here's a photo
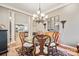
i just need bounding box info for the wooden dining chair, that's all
[32,34,51,56]
[19,32,34,56]
[49,32,60,55]
[16,32,32,56]
[52,32,60,45]
[19,32,25,47]
[15,32,26,55]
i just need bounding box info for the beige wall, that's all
[47,4,79,47]
[15,12,29,25]
[0,6,31,44]
[0,7,9,28]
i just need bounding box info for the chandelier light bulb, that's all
[32,17,35,20]
[9,16,12,19]
[52,18,54,20]
[45,15,48,18]
[41,13,45,17]
[33,14,37,17]
[37,10,40,14]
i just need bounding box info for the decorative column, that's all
[9,10,15,43]
[28,16,32,37]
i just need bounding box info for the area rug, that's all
[49,48,73,56]
[16,47,73,56]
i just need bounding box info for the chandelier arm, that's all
[39,3,41,13]
[33,3,48,24]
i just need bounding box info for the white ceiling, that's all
[1,3,65,14]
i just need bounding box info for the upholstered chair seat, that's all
[23,42,33,48]
[50,42,56,47]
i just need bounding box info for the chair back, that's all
[19,32,25,47]
[32,34,51,55]
[52,32,60,44]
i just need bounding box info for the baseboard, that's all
[58,44,77,52]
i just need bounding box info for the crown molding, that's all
[0,4,32,16]
[0,3,70,17]
[44,3,70,14]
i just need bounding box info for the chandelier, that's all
[32,4,48,23]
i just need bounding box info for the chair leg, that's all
[55,46,58,52]
[6,53,7,56]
